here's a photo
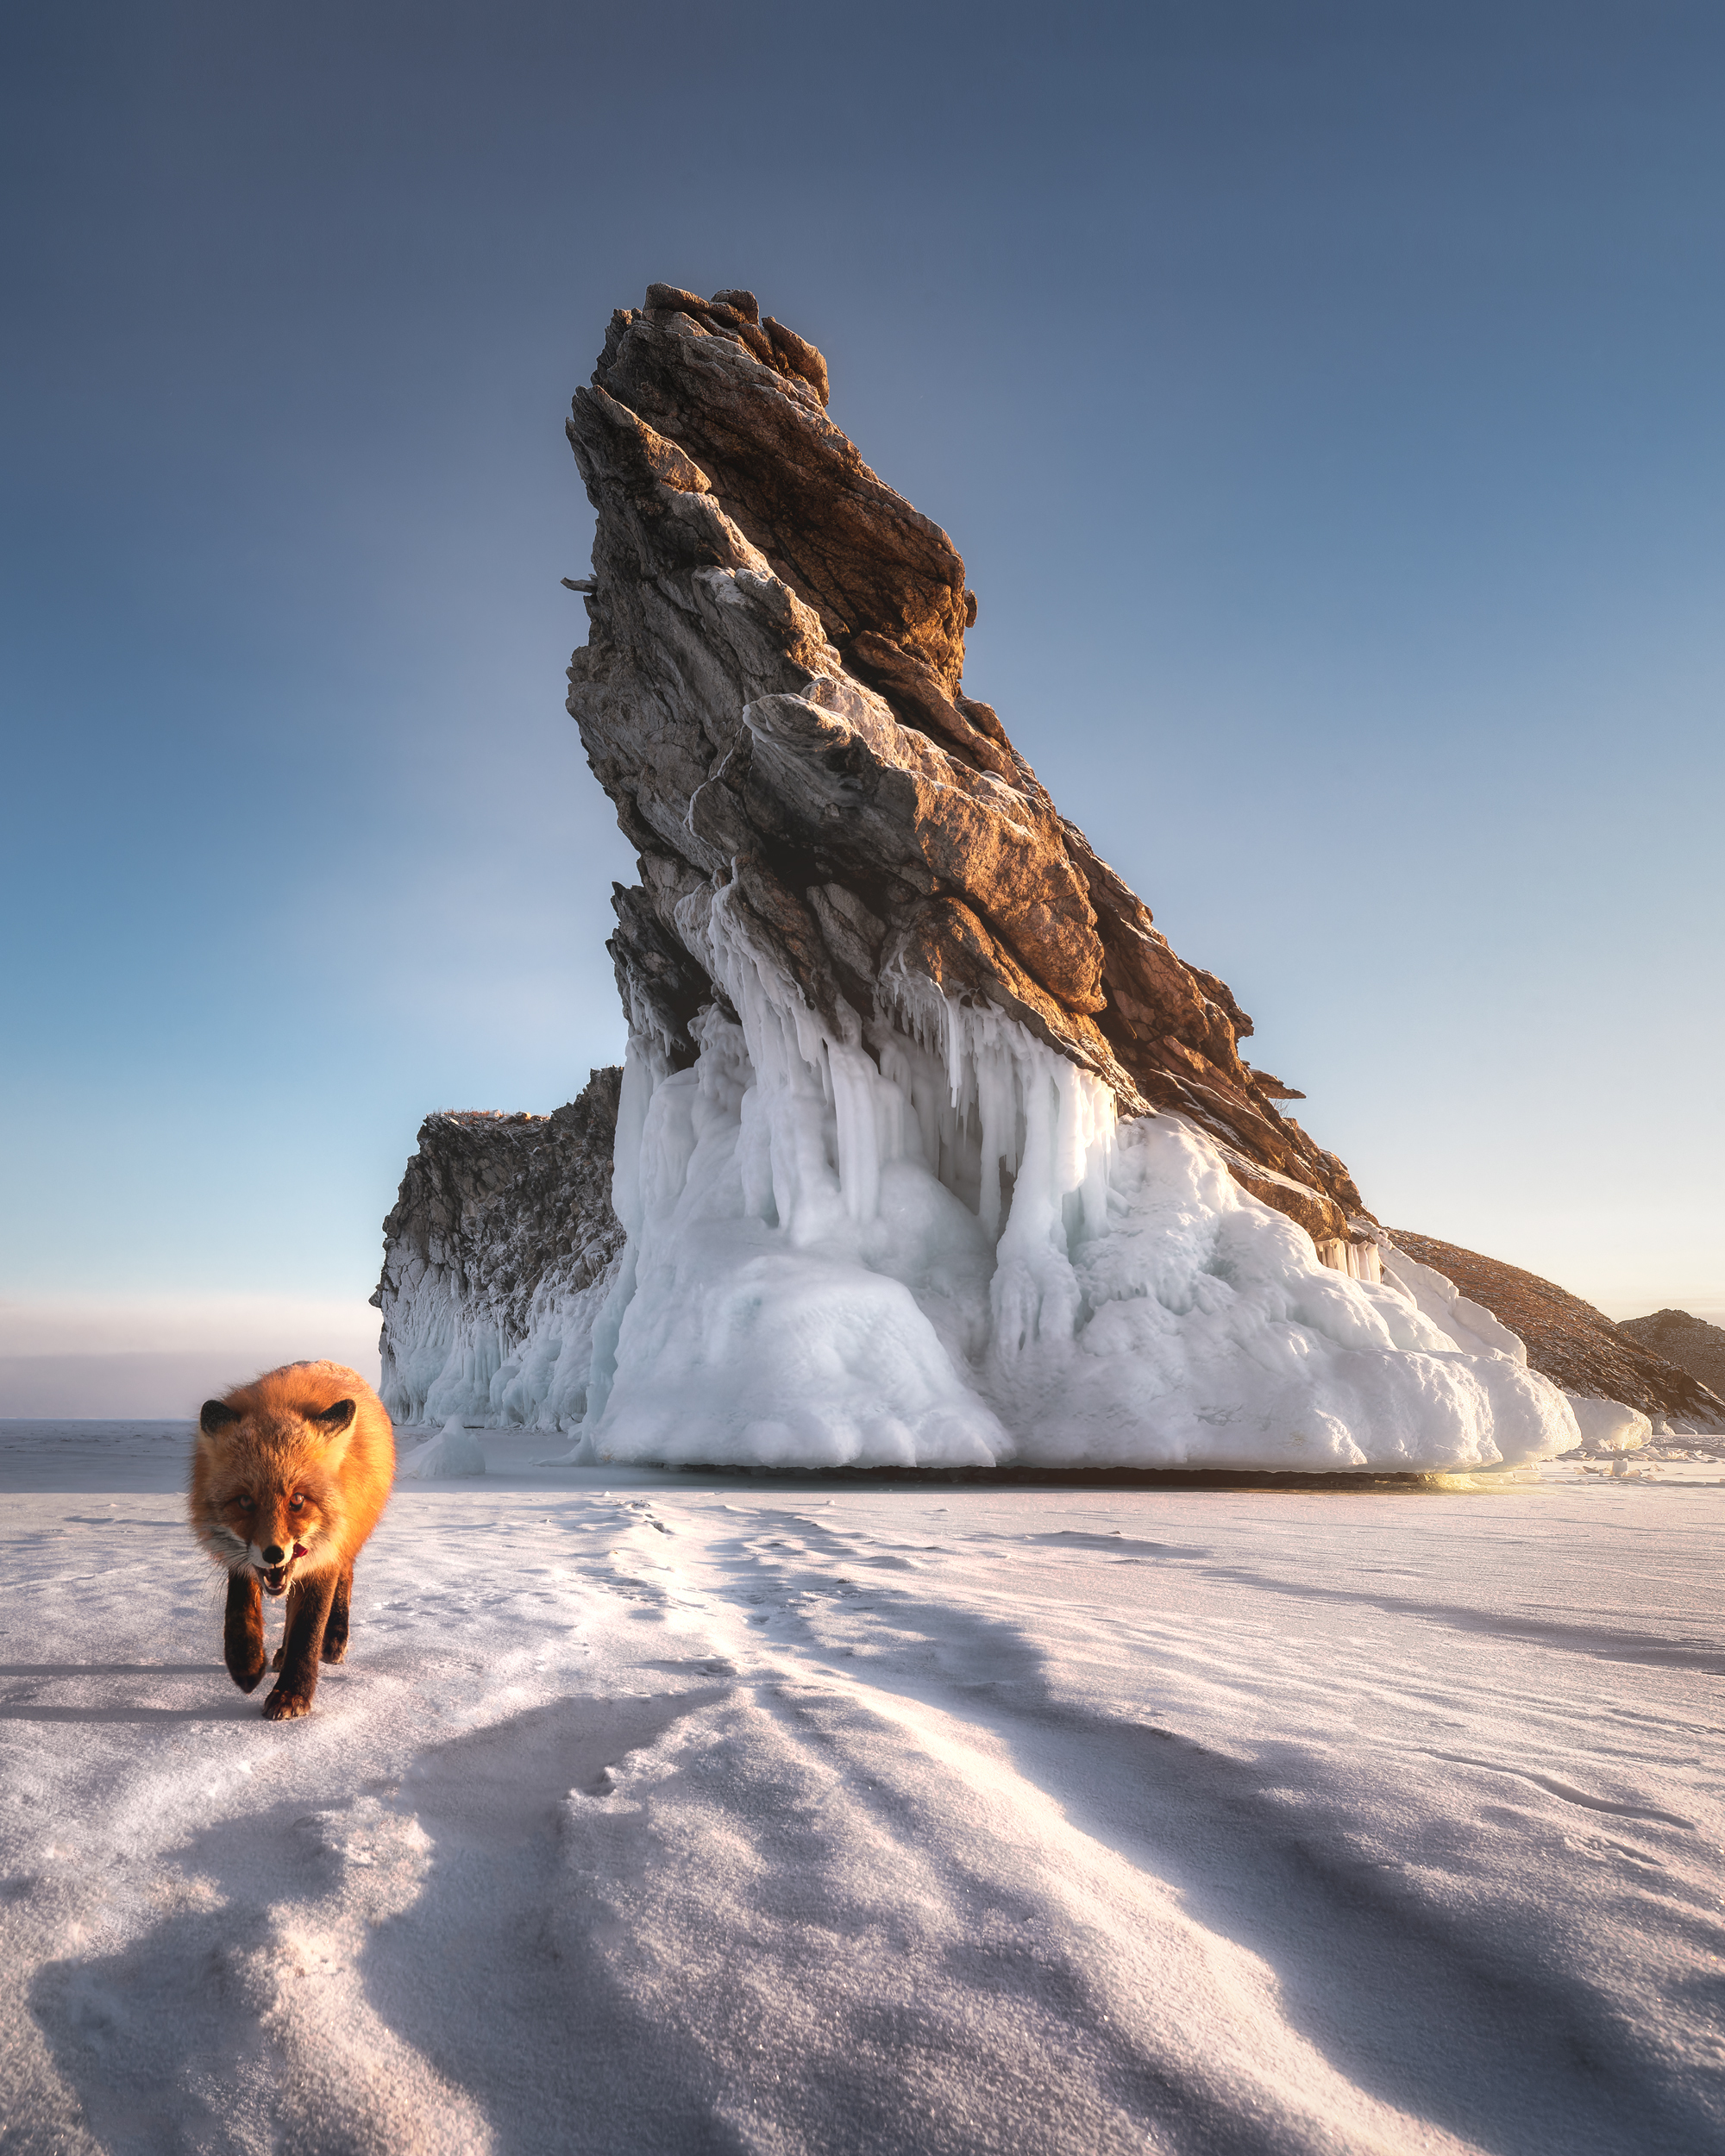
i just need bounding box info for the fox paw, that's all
[262,1687,313,1721]
[229,1658,267,1695]
[321,1637,348,1664]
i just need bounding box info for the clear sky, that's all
[3,1,1722,1414]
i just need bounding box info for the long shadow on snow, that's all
[715,1513,1722,2156]
[963,1531,1725,1677]
[378,1682,1260,2156]
[28,1692,741,2156]
[360,1688,751,2155]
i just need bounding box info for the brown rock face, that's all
[1388,1233,1725,1430]
[567,286,1368,1244]
[1617,1309,1725,1401]
[373,1071,624,1357]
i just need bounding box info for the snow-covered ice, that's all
[399,1413,488,1480]
[543,978,1584,1472]
[3,1420,1722,2153]
[1563,1393,1655,1454]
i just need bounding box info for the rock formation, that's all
[568,282,1370,1258]
[373,285,1597,1470]
[1616,1308,1725,1405]
[373,1070,623,1429]
[1389,1233,1725,1439]
[512,281,1581,1473]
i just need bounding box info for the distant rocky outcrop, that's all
[1617,1309,1725,1401]
[373,1069,624,1429]
[565,282,1371,1255]
[1388,1233,1725,1435]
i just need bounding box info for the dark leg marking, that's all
[322,1564,353,1664]
[224,1571,266,1694]
[272,1561,349,1669]
[262,1570,337,1721]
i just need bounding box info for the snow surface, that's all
[3,1420,1722,2154]
[400,1414,488,1480]
[547,974,1581,1470]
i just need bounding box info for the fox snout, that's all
[252,1538,310,1595]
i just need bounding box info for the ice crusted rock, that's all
[526,281,1584,1472]
[373,1072,624,1431]
[1562,1396,1653,1456]
[568,284,1368,1252]
[1388,1232,1725,1434]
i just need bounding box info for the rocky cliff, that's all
[373,1069,624,1429]
[567,282,1370,1257]
[374,285,1595,1470]
[521,282,1582,1473]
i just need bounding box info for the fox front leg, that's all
[275,1563,352,1668]
[321,1564,353,1664]
[224,1570,267,1694]
[262,1570,338,1722]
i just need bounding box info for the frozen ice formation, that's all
[373,1075,624,1432]
[1389,1232,1725,1433]
[377,283,1589,1470]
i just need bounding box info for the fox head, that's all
[196,1393,357,1596]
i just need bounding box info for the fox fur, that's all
[188,1360,395,1721]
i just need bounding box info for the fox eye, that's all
[235,1493,254,1509]
[288,1494,306,1513]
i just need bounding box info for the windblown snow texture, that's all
[529,284,1579,1470]
[5,1425,1723,2156]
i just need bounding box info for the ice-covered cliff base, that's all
[373,1078,624,1435]
[561,977,1578,1473]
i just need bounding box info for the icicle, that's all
[828,1041,882,1224]
[610,1034,664,1241]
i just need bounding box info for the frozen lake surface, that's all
[3,1423,1722,2153]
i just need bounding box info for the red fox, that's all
[188,1361,395,1721]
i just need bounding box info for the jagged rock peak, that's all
[565,282,1367,1246]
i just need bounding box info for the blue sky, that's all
[3,1,1722,1412]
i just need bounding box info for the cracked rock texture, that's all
[566,283,1369,1248]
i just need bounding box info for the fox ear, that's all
[313,1398,356,1436]
[199,1400,241,1437]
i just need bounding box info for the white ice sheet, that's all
[2,1422,1721,2153]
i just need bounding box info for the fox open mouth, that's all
[255,1543,309,1597]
